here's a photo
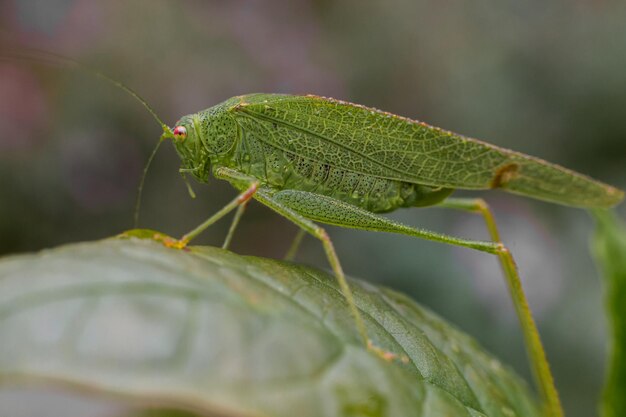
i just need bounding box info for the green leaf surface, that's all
[0,237,541,417]
[592,210,626,417]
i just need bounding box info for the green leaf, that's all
[0,237,541,417]
[592,210,626,417]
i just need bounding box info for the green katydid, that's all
[161,93,621,417]
[6,51,624,417]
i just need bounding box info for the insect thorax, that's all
[174,98,241,182]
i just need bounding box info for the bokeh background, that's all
[1,1,625,416]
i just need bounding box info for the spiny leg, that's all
[284,229,306,261]
[439,197,563,417]
[222,200,249,250]
[161,181,258,249]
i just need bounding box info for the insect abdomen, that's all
[285,154,412,212]
[289,155,453,212]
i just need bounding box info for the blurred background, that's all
[1,1,625,416]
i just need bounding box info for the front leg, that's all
[180,181,258,245]
[156,169,259,249]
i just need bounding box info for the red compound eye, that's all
[173,125,187,140]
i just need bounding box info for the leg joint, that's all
[237,182,259,203]
[317,227,329,241]
[494,242,513,259]
[473,198,489,213]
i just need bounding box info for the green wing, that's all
[232,94,623,208]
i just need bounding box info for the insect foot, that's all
[117,229,190,250]
[151,234,189,250]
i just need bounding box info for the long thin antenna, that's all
[134,138,165,227]
[1,47,176,226]
[0,48,172,134]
